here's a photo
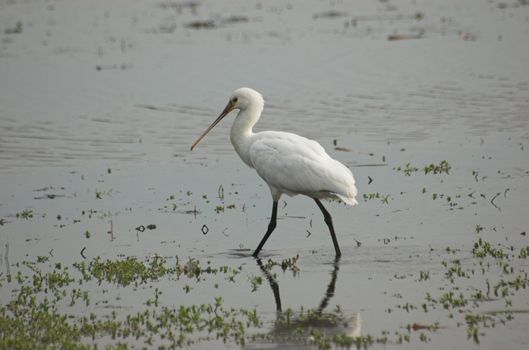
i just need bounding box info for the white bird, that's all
[191,88,358,257]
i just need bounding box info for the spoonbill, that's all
[191,88,357,257]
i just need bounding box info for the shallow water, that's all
[1,0,528,349]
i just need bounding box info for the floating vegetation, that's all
[249,275,263,292]
[394,163,418,176]
[251,306,366,349]
[423,160,451,175]
[1,235,527,348]
[0,256,257,349]
[262,255,300,275]
[74,256,172,286]
[71,256,244,287]
[394,160,451,176]
[0,288,260,349]
[418,270,430,282]
[362,192,390,204]
[414,241,529,344]
[15,209,33,219]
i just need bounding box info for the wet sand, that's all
[1,0,528,349]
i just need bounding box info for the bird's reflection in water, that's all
[251,256,361,349]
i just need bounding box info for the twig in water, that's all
[473,170,479,182]
[108,220,114,241]
[490,192,501,211]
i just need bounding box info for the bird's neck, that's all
[230,103,262,168]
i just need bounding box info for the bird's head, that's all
[190,87,263,150]
[229,87,264,111]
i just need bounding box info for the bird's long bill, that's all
[190,100,234,151]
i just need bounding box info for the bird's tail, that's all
[335,184,358,206]
[336,193,358,206]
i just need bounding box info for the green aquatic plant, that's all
[262,255,300,275]
[71,256,244,287]
[0,256,262,349]
[472,239,507,259]
[394,160,451,176]
[362,192,390,204]
[394,163,418,176]
[418,270,430,281]
[518,246,529,259]
[74,256,171,286]
[0,290,261,349]
[2,234,528,350]
[249,275,263,292]
[15,209,33,219]
[423,160,451,175]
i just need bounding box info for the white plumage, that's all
[249,131,358,205]
[191,87,358,257]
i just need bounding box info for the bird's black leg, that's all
[253,201,278,257]
[313,198,342,257]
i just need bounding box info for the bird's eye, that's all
[232,97,238,103]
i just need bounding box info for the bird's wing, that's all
[249,132,357,204]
